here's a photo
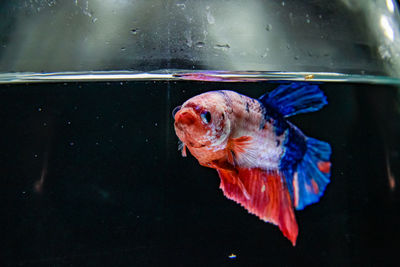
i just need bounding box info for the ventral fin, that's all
[182,144,187,157]
[178,141,187,157]
[259,83,327,117]
[217,167,299,245]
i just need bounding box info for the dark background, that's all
[0,81,399,266]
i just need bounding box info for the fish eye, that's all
[201,110,212,124]
[172,106,181,118]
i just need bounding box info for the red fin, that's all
[210,161,251,199]
[227,136,252,164]
[217,168,298,245]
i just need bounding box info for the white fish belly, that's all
[234,127,286,170]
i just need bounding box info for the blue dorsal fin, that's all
[259,83,327,117]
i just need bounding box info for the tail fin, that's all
[293,138,332,210]
[217,168,298,245]
[259,83,327,117]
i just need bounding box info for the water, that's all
[1,74,399,266]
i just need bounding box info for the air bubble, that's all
[176,3,186,9]
[196,41,205,48]
[265,24,272,31]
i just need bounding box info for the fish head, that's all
[173,92,231,150]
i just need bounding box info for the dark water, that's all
[1,81,399,266]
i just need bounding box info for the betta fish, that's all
[173,83,332,245]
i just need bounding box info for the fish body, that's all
[173,83,332,245]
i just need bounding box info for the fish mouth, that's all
[174,107,207,148]
[174,109,197,125]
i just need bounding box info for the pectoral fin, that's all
[227,136,253,165]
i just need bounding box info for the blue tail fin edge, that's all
[294,137,332,210]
